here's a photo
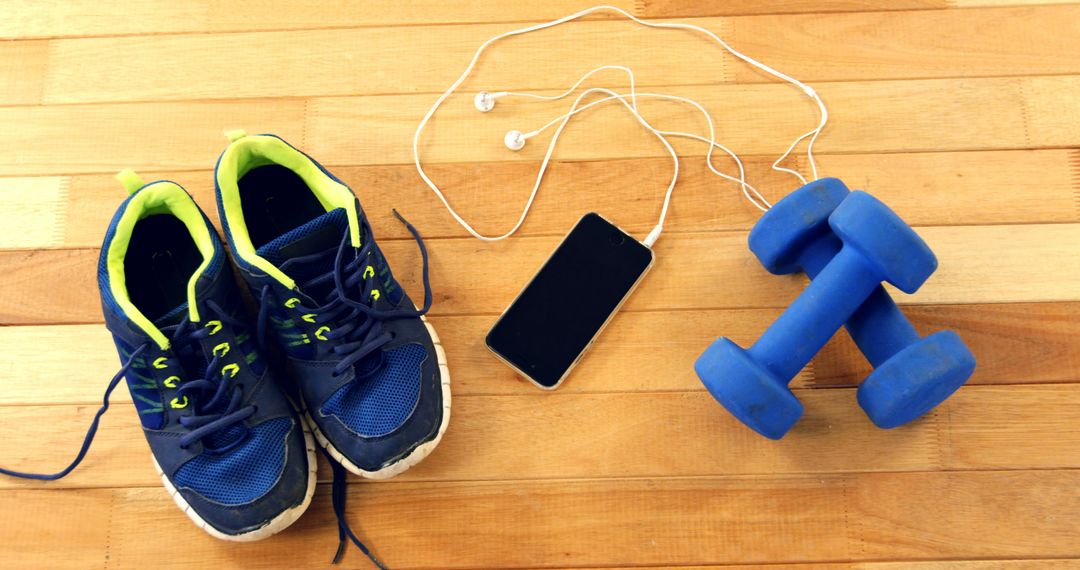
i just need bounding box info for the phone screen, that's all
[486,213,654,388]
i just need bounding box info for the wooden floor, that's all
[1,1,1079,568]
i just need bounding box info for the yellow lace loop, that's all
[301,313,318,323]
[314,326,331,341]
[370,289,381,301]
[222,363,240,378]
[363,265,375,279]
[212,342,230,357]
[204,320,223,335]
[170,396,188,409]
[163,376,181,389]
[153,356,168,369]
[284,297,301,308]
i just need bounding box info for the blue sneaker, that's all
[0,173,316,541]
[214,131,450,481]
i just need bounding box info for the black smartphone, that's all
[485,213,655,389]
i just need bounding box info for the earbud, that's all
[474,92,495,112]
[504,130,526,151]
[475,91,514,113]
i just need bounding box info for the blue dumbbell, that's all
[695,190,937,439]
[748,179,975,429]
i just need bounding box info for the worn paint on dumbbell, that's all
[748,179,975,429]
[695,190,937,439]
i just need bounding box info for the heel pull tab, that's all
[115,169,145,195]
[224,129,248,142]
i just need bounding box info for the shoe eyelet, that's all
[314,326,331,341]
[284,297,301,309]
[203,320,223,335]
[152,356,169,369]
[222,363,240,378]
[212,342,230,357]
[163,375,181,389]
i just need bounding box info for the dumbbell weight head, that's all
[828,191,937,295]
[857,330,976,428]
[748,178,850,276]
[694,337,804,440]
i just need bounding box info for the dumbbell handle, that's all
[748,245,881,382]
[799,233,921,367]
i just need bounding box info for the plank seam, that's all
[103,487,114,569]
[35,39,55,105]
[301,97,311,150]
[55,176,71,248]
[1070,149,1080,219]
[935,399,948,471]
[1017,77,1033,149]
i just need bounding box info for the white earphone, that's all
[489,65,774,214]
[413,5,828,245]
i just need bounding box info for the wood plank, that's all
[26,6,1080,105]
[0,39,47,105]
[3,75,1080,176]
[40,19,734,105]
[726,5,1080,84]
[810,301,1080,388]
[2,300,1077,408]
[0,0,637,40]
[0,487,110,569]
[1,223,1077,324]
[641,0,947,18]
[310,75,1080,166]
[4,0,1074,40]
[2,148,1075,250]
[0,100,306,176]
[0,176,68,249]
[1,470,1076,568]
[1,385,1077,490]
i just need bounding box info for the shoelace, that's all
[0,300,255,478]
[258,210,431,568]
[257,210,432,373]
[163,301,258,451]
[325,447,388,569]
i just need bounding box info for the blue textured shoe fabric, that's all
[214,132,448,479]
[97,180,314,539]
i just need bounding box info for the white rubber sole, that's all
[305,315,452,480]
[152,417,318,542]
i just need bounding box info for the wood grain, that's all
[3,74,1080,176]
[0,149,1075,250]
[2,300,1077,409]
[1,223,1076,325]
[2,2,1079,568]
[13,6,1075,105]
[4,1,1070,40]
[1,385,1077,491]
[0,470,1076,568]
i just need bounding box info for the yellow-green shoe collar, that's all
[106,174,216,350]
[215,131,361,290]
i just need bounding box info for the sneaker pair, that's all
[2,132,450,565]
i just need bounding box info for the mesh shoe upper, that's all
[98,179,313,538]
[214,132,447,475]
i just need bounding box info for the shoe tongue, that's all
[153,302,189,328]
[256,208,350,293]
